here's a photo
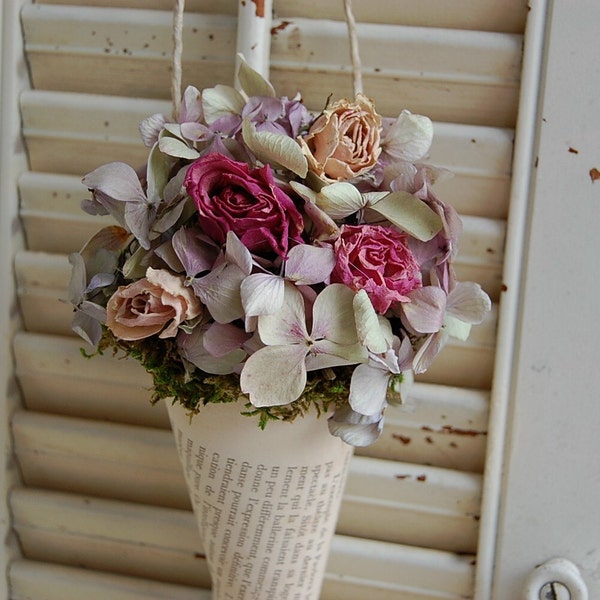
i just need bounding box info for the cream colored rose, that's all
[106,267,202,341]
[299,94,382,182]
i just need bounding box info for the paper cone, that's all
[167,400,352,599]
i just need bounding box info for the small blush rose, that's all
[299,94,382,182]
[184,153,304,258]
[331,224,422,313]
[106,267,202,341]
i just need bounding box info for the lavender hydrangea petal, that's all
[349,363,390,416]
[240,344,308,407]
[327,405,384,446]
[284,244,336,286]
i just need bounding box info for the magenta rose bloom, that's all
[184,153,304,258]
[331,224,422,313]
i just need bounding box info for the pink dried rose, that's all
[106,267,202,341]
[330,224,422,314]
[184,153,304,258]
[299,94,382,182]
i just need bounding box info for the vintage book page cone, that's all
[167,400,353,599]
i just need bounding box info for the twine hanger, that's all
[343,0,363,97]
[171,0,185,121]
[169,0,364,120]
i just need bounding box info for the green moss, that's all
[91,329,351,427]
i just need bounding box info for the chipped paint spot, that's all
[252,0,266,18]
[271,20,292,35]
[440,425,486,437]
[420,425,486,437]
[589,167,600,182]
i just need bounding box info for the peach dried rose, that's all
[106,268,202,341]
[299,94,382,182]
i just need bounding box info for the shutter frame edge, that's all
[472,1,550,598]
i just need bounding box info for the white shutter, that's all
[1,0,551,598]
[491,0,600,597]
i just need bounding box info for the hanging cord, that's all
[343,0,363,96]
[171,0,185,120]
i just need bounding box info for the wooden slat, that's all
[12,410,481,553]
[13,332,158,425]
[19,91,514,219]
[339,458,481,552]
[274,0,528,33]
[13,247,497,388]
[34,0,529,34]
[13,331,489,471]
[12,411,190,509]
[11,488,212,589]
[15,206,506,301]
[325,535,475,600]
[20,91,167,174]
[21,4,237,99]
[19,172,113,254]
[18,177,508,306]
[366,383,489,473]
[19,171,509,274]
[10,488,475,599]
[269,18,522,127]
[428,123,514,220]
[13,244,501,318]
[34,0,238,13]
[10,560,207,600]
[14,251,74,336]
[21,4,522,126]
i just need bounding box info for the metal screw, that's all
[540,581,571,600]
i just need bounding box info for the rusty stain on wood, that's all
[420,425,487,436]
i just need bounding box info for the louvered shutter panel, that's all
[3,0,537,597]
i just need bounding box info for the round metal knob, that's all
[539,581,571,600]
[522,558,588,600]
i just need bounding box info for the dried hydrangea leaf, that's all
[236,53,276,98]
[242,119,308,178]
[369,190,443,242]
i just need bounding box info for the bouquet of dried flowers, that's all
[68,57,490,446]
